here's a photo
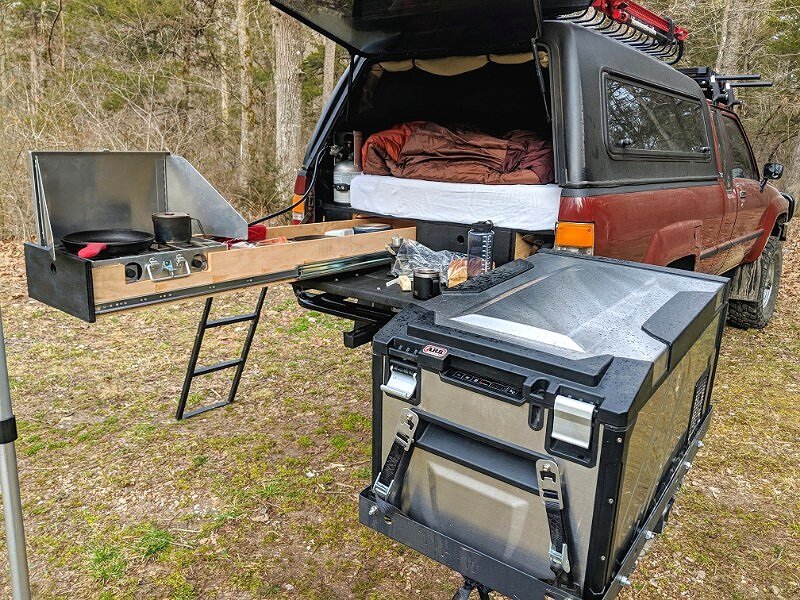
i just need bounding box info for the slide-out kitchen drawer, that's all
[25,218,415,322]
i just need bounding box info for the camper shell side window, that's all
[602,74,711,161]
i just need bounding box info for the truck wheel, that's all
[727,237,782,329]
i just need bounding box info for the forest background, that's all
[0,0,798,238]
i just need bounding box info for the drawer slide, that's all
[26,218,415,322]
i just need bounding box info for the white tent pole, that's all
[0,309,31,600]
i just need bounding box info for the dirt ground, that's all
[0,237,796,600]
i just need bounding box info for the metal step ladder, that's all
[175,287,268,420]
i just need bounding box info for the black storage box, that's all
[361,251,728,599]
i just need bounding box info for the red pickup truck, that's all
[557,86,792,329]
[273,0,793,331]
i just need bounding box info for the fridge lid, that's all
[269,0,592,59]
[433,253,725,366]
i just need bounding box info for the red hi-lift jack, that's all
[572,1,772,106]
[592,0,688,41]
[565,0,688,63]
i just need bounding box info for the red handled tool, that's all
[77,243,108,259]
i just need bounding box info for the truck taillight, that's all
[291,195,305,224]
[293,173,308,195]
[555,222,595,255]
[291,172,308,225]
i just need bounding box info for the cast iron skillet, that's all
[61,229,155,259]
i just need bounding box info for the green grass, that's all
[329,434,349,452]
[87,545,126,584]
[162,573,195,600]
[354,466,372,479]
[136,525,173,558]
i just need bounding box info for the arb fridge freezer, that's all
[361,251,728,600]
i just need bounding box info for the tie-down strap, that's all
[372,415,575,588]
[372,409,420,515]
[536,458,574,587]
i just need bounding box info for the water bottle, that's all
[467,221,494,278]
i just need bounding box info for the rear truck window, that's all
[604,76,709,158]
[720,115,757,179]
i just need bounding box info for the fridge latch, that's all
[380,365,418,401]
[551,395,595,449]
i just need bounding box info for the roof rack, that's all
[561,0,687,64]
[677,67,773,108]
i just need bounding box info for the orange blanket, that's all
[362,122,554,185]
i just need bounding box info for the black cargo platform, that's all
[294,249,543,311]
[293,266,426,348]
[294,266,418,311]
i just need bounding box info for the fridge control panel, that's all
[443,368,522,401]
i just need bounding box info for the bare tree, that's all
[787,136,800,198]
[272,7,305,197]
[0,7,7,111]
[715,0,756,74]
[28,8,40,110]
[237,0,253,187]
[219,26,231,123]
[322,37,337,102]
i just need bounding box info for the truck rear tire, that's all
[727,236,782,329]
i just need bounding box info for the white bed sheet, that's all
[349,174,561,231]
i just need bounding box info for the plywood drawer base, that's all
[91,219,414,305]
[25,219,415,322]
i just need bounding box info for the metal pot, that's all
[152,212,192,244]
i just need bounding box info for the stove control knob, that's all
[124,263,142,282]
[191,253,208,271]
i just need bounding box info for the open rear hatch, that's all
[270,0,592,58]
[275,0,589,345]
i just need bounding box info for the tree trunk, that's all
[180,3,194,127]
[0,10,7,111]
[29,12,40,110]
[236,0,253,188]
[322,37,337,102]
[716,0,754,74]
[272,9,305,198]
[219,29,231,124]
[787,133,800,198]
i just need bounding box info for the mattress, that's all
[350,174,562,231]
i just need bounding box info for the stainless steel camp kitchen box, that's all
[361,251,728,600]
[24,151,414,322]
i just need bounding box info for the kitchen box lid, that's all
[30,151,248,247]
[373,251,728,426]
[269,0,592,59]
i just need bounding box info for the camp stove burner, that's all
[90,236,226,283]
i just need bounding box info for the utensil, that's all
[61,229,155,259]
[353,224,392,234]
[33,157,56,262]
[290,234,329,242]
[324,228,355,237]
[152,212,192,244]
